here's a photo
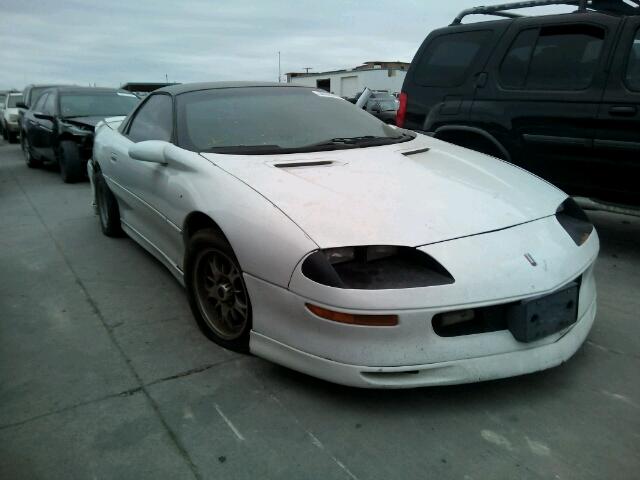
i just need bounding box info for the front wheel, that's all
[23,136,42,168]
[185,230,252,352]
[58,140,84,183]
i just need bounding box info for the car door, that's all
[474,14,621,194]
[592,16,640,206]
[110,93,180,267]
[27,93,50,157]
[38,92,58,161]
[403,26,503,131]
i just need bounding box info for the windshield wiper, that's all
[204,145,284,154]
[308,133,413,149]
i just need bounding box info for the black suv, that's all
[398,0,640,206]
[22,86,139,182]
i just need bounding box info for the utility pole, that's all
[165,73,169,83]
[278,51,281,83]
[303,67,312,74]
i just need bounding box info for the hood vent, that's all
[402,147,430,157]
[274,160,334,168]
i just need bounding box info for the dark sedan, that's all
[22,87,139,182]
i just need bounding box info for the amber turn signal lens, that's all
[305,303,398,326]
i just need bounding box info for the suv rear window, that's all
[500,24,605,90]
[414,31,491,87]
[626,28,640,91]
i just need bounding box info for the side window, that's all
[500,24,605,91]
[127,94,173,143]
[626,28,640,91]
[43,94,56,115]
[33,93,48,113]
[414,30,492,87]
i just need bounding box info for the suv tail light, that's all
[396,92,407,127]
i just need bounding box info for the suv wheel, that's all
[23,137,42,168]
[58,140,83,183]
[185,229,252,352]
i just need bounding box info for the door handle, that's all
[110,154,118,162]
[609,106,637,116]
[475,72,488,88]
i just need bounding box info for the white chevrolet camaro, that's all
[89,82,599,388]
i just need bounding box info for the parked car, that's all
[364,91,399,123]
[397,0,640,207]
[22,86,139,182]
[2,93,23,143]
[0,91,7,137]
[90,82,598,388]
[0,91,7,117]
[349,89,399,123]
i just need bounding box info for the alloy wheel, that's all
[193,249,249,340]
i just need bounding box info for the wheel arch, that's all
[182,211,230,247]
[433,125,511,162]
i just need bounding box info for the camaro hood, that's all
[201,136,567,248]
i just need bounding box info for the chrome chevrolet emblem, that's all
[524,253,537,267]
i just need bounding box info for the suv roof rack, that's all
[451,0,640,25]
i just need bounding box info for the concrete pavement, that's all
[0,141,638,479]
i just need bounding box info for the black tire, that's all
[22,136,42,168]
[185,229,252,352]
[95,170,123,237]
[8,131,18,144]
[58,140,84,183]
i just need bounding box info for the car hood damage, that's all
[201,137,567,248]
[63,116,107,129]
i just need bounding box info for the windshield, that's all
[60,92,139,118]
[177,87,409,154]
[7,95,23,108]
[29,87,50,107]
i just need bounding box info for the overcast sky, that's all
[0,0,572,90]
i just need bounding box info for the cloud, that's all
[0,0,573,90]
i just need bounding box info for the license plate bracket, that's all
[507,283,579,343]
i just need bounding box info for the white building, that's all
[286,61,409,98]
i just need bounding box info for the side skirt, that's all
[120,220,185,287]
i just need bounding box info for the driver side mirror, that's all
[128,140,170,165]
[16,102,27,109]
[34,112,53,121]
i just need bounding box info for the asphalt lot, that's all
[0,140,638,480]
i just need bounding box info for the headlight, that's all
[301,245,454,290]
[556,198,593,246]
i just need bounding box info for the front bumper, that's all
[245,215,599,388]
[250,298,595,388]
